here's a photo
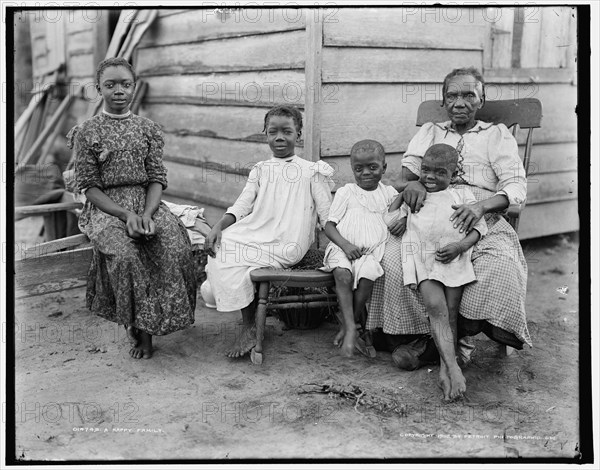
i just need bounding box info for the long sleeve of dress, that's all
[67,125,103,193]
[488,124,527,205]
[226,163,260,222]
[144,122,168,189]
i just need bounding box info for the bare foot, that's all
[333,327,345,347]
[340,332,355,357]
[226,325,257,358]
[447,365,467,400]
[129,331,152,359]
[438,363,452,400]
[125,324,138,347]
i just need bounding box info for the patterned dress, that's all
[367,121,532,347]
[67,112,197,336]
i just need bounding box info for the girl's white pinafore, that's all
[206,156,333,312]
[321,183,398,289]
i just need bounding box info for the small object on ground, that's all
[48,311,62,318]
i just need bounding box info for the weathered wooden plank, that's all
[66,29,94,55]
[320,82,576,157]
[14,247,92,299]
[324,8,487,50]
[21,234,90,260]
[487,7,514,69]
[65,15,94,34]
[137,30,304,75]
[322,47,482,83]
[163,134,275,171]
[485,68,575,84]
[67,53,95,78]
[15,202,83,217]
[164,160,248,208]
[527,142,577,174]
[538,6,572,68]
[518,199,579,240]
[304,13,323,161]
[519,9,542,68]
[526,170,577,204]
[140,8,306,47]
[141,104,269,140]
[143,70,306,107]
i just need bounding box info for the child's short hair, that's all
[424,143,458,163]
[263,105,303,134]
[96,57,137,85]
[350,139,386,161]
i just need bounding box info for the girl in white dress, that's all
[205,106,334,358]
[322,140,398,357]
[385,143,487,400]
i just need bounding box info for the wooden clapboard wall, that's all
[135,9,308,209]
[25,7,578,239]
[316,7,578,240]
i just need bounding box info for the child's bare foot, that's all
[333,327,345,347]
[340,332,355,357]
[125,324,138,347]
[447,365,467,400]
[129,331,152,359]
[226,325,257,358]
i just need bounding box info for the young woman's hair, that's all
[262,105,303,135]
[441,67,486,105]
[95,57,137,85]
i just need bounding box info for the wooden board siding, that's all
[140,8,306,47]
[322,48,483,83]
[142,70,305,107]
[30,6,575,239]
[324,7,489,49]
[136,30,305,76]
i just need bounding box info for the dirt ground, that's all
[12,216,582,461]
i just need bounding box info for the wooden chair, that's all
[417,98,542,355]
[416,98,543,231]
[249,267,337,364]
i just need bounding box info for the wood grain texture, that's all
[320,82,576,156]
[136,30,305,75]
[14,247,92,299]
[304,12,323,161]
[163,134,276,171]
[322,47,482,83]
[67,53,95,78]
[141,8,306,47]
[163,160,247,208]
[518,199,579,239]
[323,8,487,50]
[143,70,306,107]
[141,104,269,140]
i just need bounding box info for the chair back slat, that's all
[416,98,542,128]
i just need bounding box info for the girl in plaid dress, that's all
[368,67,531,373]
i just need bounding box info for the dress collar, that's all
[102,109,132,119]
[434,120,494,135]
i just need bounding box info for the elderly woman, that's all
[367,67,532,370]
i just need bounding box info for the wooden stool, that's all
[249,269,337,364]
